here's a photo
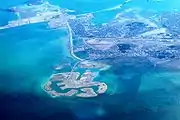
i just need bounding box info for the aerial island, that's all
[43,70,107,98]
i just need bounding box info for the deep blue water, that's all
[1,0,180,120]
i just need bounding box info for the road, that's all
[66,22,84,61]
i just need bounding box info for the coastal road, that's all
[66,22,84,61]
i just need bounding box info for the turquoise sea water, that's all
[1,0,180,120]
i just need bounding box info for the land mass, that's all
[44,71,107,98]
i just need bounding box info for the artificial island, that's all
[44,69,108,98]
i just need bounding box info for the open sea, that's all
[1,0,180,120]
